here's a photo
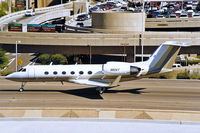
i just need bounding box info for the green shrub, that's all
[37,54,68,65]
[0,70,13,76]
[37,54,51,65]
[0,48,8,69]
[0,10,6,17]
[177,71,190,79]
[197,55,200,59]
[0,2,8,11]
[51,54,67,65]
[189,72,200,79]
[148,71,177,79]
[187,60,200,65]
[14,7,24,12]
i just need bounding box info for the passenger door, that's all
[28,68,35,78]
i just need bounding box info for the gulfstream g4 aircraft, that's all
[5,41,189,94]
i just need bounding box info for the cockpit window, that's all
[19,68,26,72]
[18,68,23,72]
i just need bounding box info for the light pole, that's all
[181,0,183,11]
[134,45,136,62]
[89,45,92,64]
[121,43,129,62]
[141,0,145,62]
[44,0,46,7]
[16,40,21,72]
[26,0,29,10]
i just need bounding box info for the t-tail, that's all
[146,41,190,74]
[134,41,190,76]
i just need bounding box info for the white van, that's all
[25,10,35,16]
[172,64,182,68]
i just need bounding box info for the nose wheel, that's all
[19,82,26,92]
[19,88,24,92]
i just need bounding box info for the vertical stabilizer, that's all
[146,41,189,74]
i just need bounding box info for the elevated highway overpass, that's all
[0,2,73,31]
[0,31,199,62]
[0,3,200,62]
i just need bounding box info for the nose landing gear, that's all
[19,82,26,92]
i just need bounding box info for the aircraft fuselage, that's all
[6,64,139,83]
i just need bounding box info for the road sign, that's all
[16,0,25,8]
[17,59,23,66]
[27,24,41,32]
[8,23,22,32]
[41,24,56,32]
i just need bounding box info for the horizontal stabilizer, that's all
[162,41,191,47]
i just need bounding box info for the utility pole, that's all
[8,0,12,14]
[26,0,29,10]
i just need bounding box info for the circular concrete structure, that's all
[92,12,145,32]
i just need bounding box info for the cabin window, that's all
[53,71,58,75]
[79,71,84,75]
[44,71,49,75]
[62,71,66,75]
[71,71,75,75]
[88,71,92,75]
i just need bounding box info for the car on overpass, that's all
[25,10,35,17]
[76,14,90,21]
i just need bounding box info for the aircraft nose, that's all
[5,73,18,80]
[5,73,14,79]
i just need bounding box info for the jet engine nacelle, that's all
[102,62,140,75]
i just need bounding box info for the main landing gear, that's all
[19,82,26,92]
[96,87,107,94]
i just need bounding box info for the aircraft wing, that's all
[69,79,110,87]
[69,75,122,87]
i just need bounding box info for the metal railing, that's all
[29,9,71,24]
[0,2,73,30]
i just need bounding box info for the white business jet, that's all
[5,41,189,94]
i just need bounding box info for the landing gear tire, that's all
[19,82,26,92]
[19,88,24,92]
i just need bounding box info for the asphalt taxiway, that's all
[0,78,200,111]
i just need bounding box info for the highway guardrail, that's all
[0,2,73,31]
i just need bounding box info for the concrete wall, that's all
[37,0,54,8]
[1,108,200,121]
[73,2,87,15]
[92,12,145,32]
[146,17,200,28]
[0,32,199,47]
[0,32,200,55]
